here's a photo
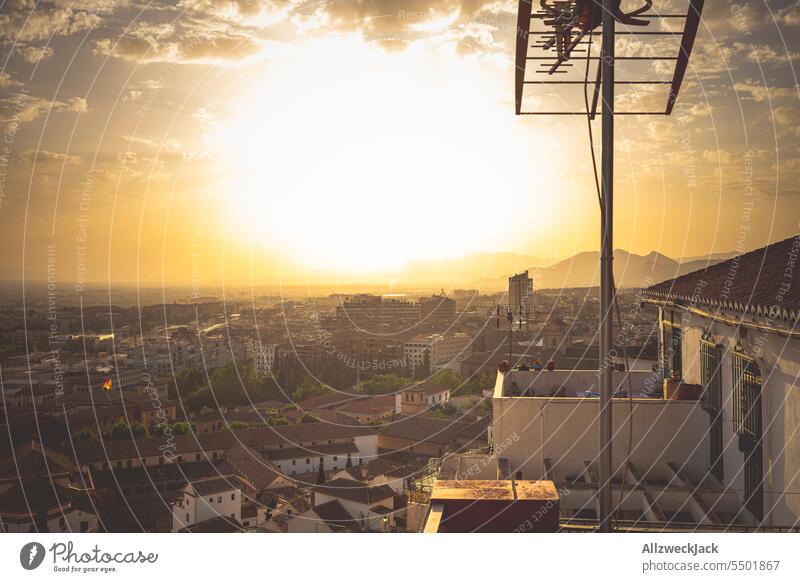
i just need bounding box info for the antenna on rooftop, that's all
[515,0,704,532]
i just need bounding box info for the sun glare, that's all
[209,35,557,273]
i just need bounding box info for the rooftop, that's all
[644,236,800,321]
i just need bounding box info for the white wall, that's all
[493,389,709,483]
[673,308,800,528]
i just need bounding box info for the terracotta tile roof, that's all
[266,441,358,462]
[315,477,394,505]
[378,415,489,447]
[404,381,451,396]
[178,515,243,533]
[312,499,359,531]
[76,423,375,463]
[644,236,800,321]
[224,442,288,490]
[188,474,252,496]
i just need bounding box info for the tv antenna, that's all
[514,0,704,532]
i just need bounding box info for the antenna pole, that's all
[598,0,615,533]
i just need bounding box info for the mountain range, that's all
[389,250,739,290]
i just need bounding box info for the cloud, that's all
[18,149,83,165]
[733,80,798,103]
[0,94,87,127]
[0,72,22,88]
[94,24,266,65]
[121,134,183,153]
[15,45,55,64]
[0,0,114,42]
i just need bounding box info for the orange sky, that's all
[0,1,798,289]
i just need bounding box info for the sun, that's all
[207,35,559,273]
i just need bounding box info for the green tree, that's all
[111,422,132,440]
[267,416,290,426]
[358,373,407,395]
[430,368,462,391]
[299,412,320,424]
[225,420,250,430]
[72,429,99,446]
[414,349,431,380]
[292,381,332,403]
[171,421,196,435]
[130,422,149,439]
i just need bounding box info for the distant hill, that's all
[474,250,733,290]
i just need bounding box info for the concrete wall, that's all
[671,307,800,527]
[492,393,709,483]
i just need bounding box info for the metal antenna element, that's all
[513,0,705,532]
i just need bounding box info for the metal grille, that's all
[732,352,762,440]
[700,340,723,481]
[732,352,763,521]
[662,321,682,379]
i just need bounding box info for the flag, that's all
[102,378,112,391]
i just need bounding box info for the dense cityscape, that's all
[0,268,664,532]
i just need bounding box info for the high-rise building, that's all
[508,271,533,327]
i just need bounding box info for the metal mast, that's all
[515,0,705,533]
[598,0,614,533]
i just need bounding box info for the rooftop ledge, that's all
[493,368,689,400]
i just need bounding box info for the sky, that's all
[0,0,798,289]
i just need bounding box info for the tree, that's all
[414,349,431,380]
[111,422,132,441]
[292,381,332,403]
[430,368,462,391]
[267,416,290,426]
[299,413,320,424]
[72,430,99,446]
[225,421,250,431]
[358,373,407,395]
[130,422,149,439]
[172,421,195,435]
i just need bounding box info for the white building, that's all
[172,475,268,532]
[642,236,800,527]
[404,333,471,372]
[488,237,800,529]
[312,477,397,532]
[253,342,278,376]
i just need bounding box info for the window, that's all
[186,513,190,522]
[732,352,763,521]
[196,453,201,461]
[333,456,338,461]
[701,340,724,481]
[59,517,66,530]
[126,460,132,468]
[80,521,89,532]
[217,496,222,503]
[209,498,214,504]
[292,459,296,466]
[306,458,310,464]
[231,493,235,500]
[662,314,682,379]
